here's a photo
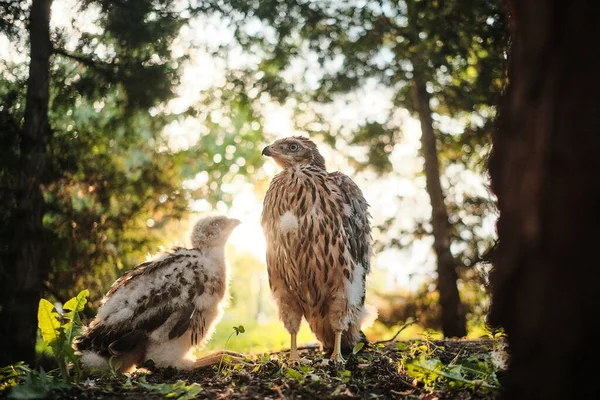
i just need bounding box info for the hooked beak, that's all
[262,146,272,156]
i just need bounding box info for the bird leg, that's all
[330,331,346,364]
[287,333,311,365]
[289,333,300,363]
[194,350,248,368]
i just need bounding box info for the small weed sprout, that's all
[217,325,245,373]
[107,356,123,377]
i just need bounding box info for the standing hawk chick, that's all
[261,136,375,363]
[75,215,241,372]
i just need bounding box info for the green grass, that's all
[200,316,450,356]
[201,319,317,355]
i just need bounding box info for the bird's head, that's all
[262,136,326,170]
[190,215,240,248]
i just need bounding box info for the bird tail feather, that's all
[80,351,110,371]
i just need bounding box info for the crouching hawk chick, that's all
[261,136,376,363]
[75,215,241,372]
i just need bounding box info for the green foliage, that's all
[336,369,352,384]
[137,375,202,400]
[284,367,304,382]
[1,0,269,313]
[282,363,321,385]
[37,290,88,384]
[405,354,499,390]
[232,325,245,335]
[212,0,506,319]
[107,356,123,378]
[217,325,246,373]
[6,366,70,400]
[0,363,25,392]
[352,342,365,355]
[397,335,502,391]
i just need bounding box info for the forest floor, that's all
[1,339,507,400]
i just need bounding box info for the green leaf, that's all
[37,299,60,347]
[396,342,409,351]
[8,368,70,400]
[352,342,365,355]
[337,369,352,383]
[285,368,304,382]
[8,382,50,399]
[62,290,88,345]
[138,376,202,400]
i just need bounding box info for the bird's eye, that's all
[212,222,219,227]
[289,143,299,152]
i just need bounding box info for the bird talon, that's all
[330,352,346,364]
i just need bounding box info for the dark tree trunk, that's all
[488,0,600,398]
[412,73,467,338]
[0,0,53,367]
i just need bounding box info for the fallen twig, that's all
[374,319,419,345]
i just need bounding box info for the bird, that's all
[261,136,375,364]
[75,214,242,372]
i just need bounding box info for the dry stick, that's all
[374,319,419,345]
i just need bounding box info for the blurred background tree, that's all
[0,0,266,365]
[0,0,506,364]
[204,0,506,337]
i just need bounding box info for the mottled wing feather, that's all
[168,303,196,340]
[108,329,145,355]
[261,173,286,289]
[76,251,206,356]
[104,252,189,298]
[104,262,152,298]
[329,171,372,272]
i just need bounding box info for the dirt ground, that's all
[1,340,505,400]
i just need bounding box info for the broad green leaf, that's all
[285,368,304,382]
[138,376,202,400]
[63,290,88,315]
[37,299,59,347]
[396,342,408,351]
[62,290,88,344]
[352,342,365,355]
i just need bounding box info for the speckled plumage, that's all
[261,136,375,362]
[75,215,240,372]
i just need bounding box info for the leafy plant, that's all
[37,290,89,383]
[0,363,25,392]
[7,366,70,400]
[405,354,499,390]
[284,364,321,385]
[397,334,501,391]
[217,325,245,373]
[107,356,123,378]
[138,375,202,400]
[336,369,352,384]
